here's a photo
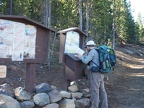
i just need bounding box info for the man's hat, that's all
[84,40,96,48]
[86,40,96,45]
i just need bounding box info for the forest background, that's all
[0,0,144,66]
[0,1,144,108]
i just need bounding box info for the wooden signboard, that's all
[0,15,55,92]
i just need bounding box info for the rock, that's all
[0,94,21,108]
[20,101,35,108]
[35,83,52,93]
[71,92,83,99]
[33,93,50,107]
[14,87,31,101]
[138,50,144,54]
[59,91,71,98]
[136,52,143,57]
[79,88,90,98]
[51,85,57,90]
[59,99,75,108]
[68,85,78,92]
[119,57,125,61]
[75,98,90,108]
[70,81,76,85]
[124,49,133,55]
[43,103,59,108]
[0,83,14,97]
[48,89,62,103]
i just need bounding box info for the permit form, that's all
[67,45,84,55]
[77,47,85,56]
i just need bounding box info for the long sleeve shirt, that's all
[81,47,99,69]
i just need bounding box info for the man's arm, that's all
[77,51,94,64]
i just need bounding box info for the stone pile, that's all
[0,82,91,108]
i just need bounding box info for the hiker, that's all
[77,40,108,108]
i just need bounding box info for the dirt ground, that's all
[107,44,144,108]
[0,44,144,108]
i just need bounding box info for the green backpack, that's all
[92,45,116,73]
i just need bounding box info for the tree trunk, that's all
[79,0,82,30]
[48,0,51,27]
[43,0,48,26]
[10,0,13,15]
[85,0,89,37]
[112,0,115,49]
[43,0,52,68]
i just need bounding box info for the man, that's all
[77,40,108,108]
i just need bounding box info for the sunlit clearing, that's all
[116,50,144,69]
[128,73,144,77]
[116,51,144,64]
[124,63,144,69]
[116,51,132,60]
[129,88,140,91]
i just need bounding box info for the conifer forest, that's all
[0,0,144,46]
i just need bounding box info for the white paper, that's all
[66,45,84,55]
[12,22,25,61]
[0,65,7,78]
[0,19,36,61]
[77,47,85,55]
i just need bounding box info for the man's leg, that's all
[90,90,99,108]
[99,75,108,108]
[90,73,101,108]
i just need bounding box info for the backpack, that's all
[93,45,116,73]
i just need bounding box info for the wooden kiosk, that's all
[58,27,87,89]
[0,15,55,92]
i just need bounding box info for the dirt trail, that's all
[107,45,144,108]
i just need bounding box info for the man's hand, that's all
[77,53,82,59]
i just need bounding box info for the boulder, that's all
[20,101,35,108]
[14,87,31,101]
[0,83,14,97]
[33,93,50,107]
[0,94,21,108]
[35,83,52,93]
[48,89,62,103]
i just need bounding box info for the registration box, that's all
[58,27,87,89]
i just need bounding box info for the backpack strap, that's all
[91,48,99,67]
[91,60,99,67]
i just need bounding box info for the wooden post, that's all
[25,63,36,92]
